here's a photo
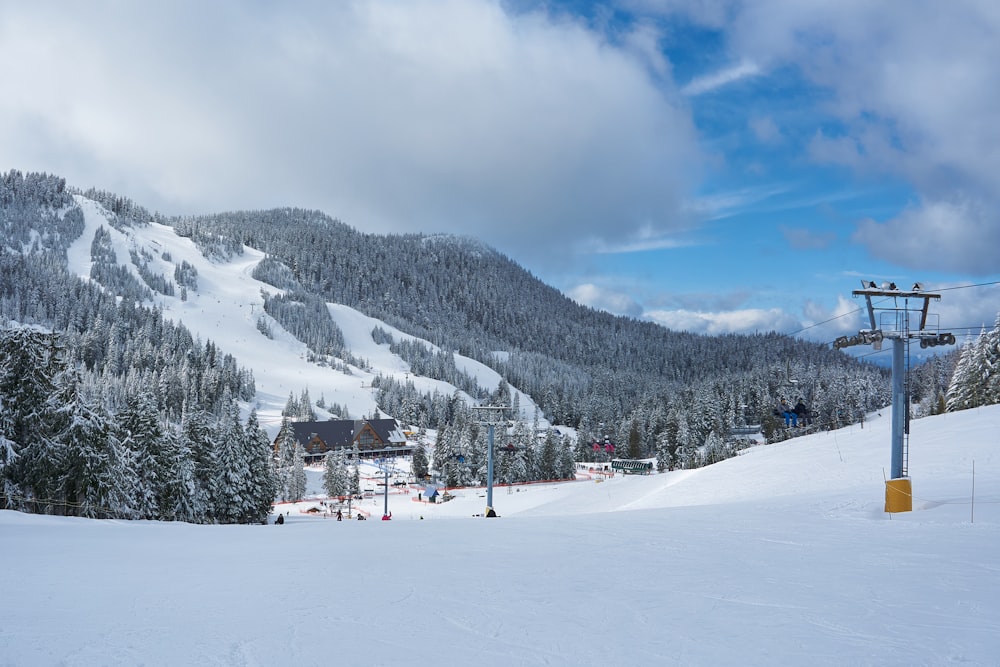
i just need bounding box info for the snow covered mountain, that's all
[65,194,530,433]
[2,170,890,447]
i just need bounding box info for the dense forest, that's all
[2,169,993,519]
[177,207,894,446]
[0,171,271,521]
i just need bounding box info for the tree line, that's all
[945,315,1000,412]
[0,326,276,522]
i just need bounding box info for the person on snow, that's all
[336,509,343,521]
[275,514,284,525]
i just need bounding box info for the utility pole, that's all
[835,281,955,512]
[472,404,509,517]
[374,445,409,520]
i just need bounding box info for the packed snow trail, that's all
[4,406,1000,665]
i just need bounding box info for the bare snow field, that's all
[4,404,1000,666]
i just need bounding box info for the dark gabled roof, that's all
[363,418,406,444]
[290,420,355,448]
[287,418,405,450]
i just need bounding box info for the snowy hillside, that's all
[3,405,999,665]
[65,195,539,433]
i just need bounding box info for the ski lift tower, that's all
[472,404,509,517]
[834,281,956,512]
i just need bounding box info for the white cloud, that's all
[853,196,1000,275]
[709,1,1000,273]
[645,307,799,335]
[685,183,790,220]
[929,283,1000,339]
[623,20,672,78]
[580,235,695,255]
[681,59,761,96]
[0,0,701,267]
[807,131,864,170]
[567,283,644,318]
[801,295,867,338]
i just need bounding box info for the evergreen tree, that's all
[537,430,558,480]
[626,419,643,460]
[181,406,217,522]
[0,327,62,508]
[298,389,317,421]
[213,396,248,523]
[0,429,16,508]
[411,444,429,480]
[945,317,1000,413]
[675,414,694,469]
[322,448,349,499]
[557,433,576,480]
[244,410,278,523]
[433,422,470,488]
[113,444,143,520]
[349,459,360,499]
[947,335,984,411]
[985,314,1000,402]
[118,392,164,520]
[161,426,205,523]
[288,442,307,502]
[471,426,490,486]
[274,417,298,501]
[51,370,131,518]
[702,430,726,466]
[500,420,530,483]
[655,430,671,472]
[282,392,299,419]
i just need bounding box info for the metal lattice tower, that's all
[834,281,955,481]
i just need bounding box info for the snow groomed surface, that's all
[3,405,999,665]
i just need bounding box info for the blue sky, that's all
[2,0,998,361]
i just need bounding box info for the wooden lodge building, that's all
[276,418,410,464]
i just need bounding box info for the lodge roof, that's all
[288,418,406,450]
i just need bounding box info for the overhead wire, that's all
[927,280,1000,293]
[785,280,1000,345]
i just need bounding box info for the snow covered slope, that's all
[65,195,539,432]
[3,405,999,665]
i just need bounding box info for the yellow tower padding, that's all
[885,478,912,513]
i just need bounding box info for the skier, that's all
[336,509,342,521]
[275,514,284,525]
